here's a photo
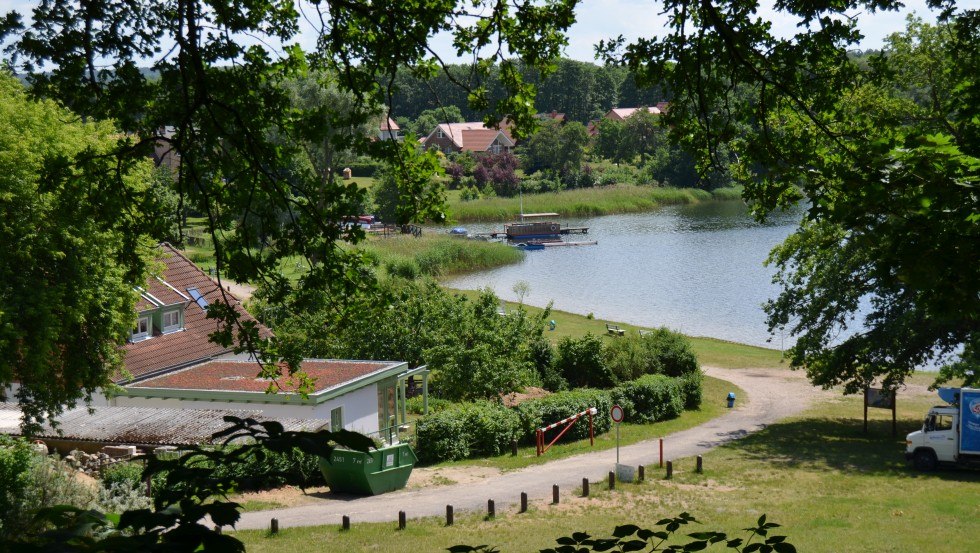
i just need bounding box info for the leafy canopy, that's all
[600,2,979,392]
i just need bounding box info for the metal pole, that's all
[616,422,620,465]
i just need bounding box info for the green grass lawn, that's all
[235,390,979,553]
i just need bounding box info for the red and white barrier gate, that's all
[535,407,597,456]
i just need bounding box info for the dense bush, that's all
[679,370,705,410]
[414,401,519,464]
[345,161,382,177]
[100,461,144,490]
[0,436,34,537]
[0,439,97,538]
[406,395,452,415]
[610,375,684,423]
[605,329,700,381]
[553,333,616,389]
[516,388,612,445]
[640,328,700,377]
[415,410,469,464]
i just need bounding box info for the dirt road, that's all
[236,367,823,530]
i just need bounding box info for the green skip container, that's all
[318,443,418,495]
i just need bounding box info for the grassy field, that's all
[236,388,978,552]
[445,289,787,369]
[448,185,715,222]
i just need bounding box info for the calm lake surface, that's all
[443,201,802,348]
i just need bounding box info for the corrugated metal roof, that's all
[0,403,328,447]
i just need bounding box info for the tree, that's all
[0,72,164,433]
[407,105,464,139]
[600,5,979,391]
[593,118,632,164]
[1,0,578,429]
[521,119,589,175]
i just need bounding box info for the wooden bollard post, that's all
[398,511,406,530]
[487,499,495,519]
[609,471,616,490]
[666,460,673,479]
[582,477,590,497]
[520,492,528,513]
[446,505,454,526]
[270,518,279,535]
[342,515,350,531]
[553,484,560,504]
[659,438,664,468]
[697,455,703,474]
[638,465,645,482]
[511,439,519,456]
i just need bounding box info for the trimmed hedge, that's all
[609,374,684,424]
[345,162,381,177]
[414,401,520,464]
[515,388,612,445]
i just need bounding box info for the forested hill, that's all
[387,58,666,123]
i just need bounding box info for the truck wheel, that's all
[913,449,937,471]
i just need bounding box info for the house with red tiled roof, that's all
[118,243,272,382]
[421,121,516,154]
[588,104,669,136]
[105,244,429,442]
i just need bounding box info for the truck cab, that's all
[906,407,959,470]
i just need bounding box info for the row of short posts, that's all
[268,455,705,534]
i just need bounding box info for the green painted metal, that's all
[318,443,418,495]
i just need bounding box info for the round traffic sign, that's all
[611,404,624,423]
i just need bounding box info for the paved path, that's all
[237,367,818,530]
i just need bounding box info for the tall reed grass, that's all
[359,234,523,278]
[448,185,714,222]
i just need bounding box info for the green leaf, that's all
[613,524,640,538]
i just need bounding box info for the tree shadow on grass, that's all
[722,417,980,483]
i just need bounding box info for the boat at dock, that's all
[486,213,589,240]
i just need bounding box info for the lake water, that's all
[443,201,802,348]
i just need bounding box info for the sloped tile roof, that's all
[381,117,400,132]
[128,359,399,394]
[119,244,272,382]
[424,121,514,151]
[607,106,662,120]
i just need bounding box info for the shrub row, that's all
[515,388,613,445]
[414,401,520,465]
[414,370,704,464]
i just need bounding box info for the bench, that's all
[638,329,652,336]
[606,323,625,337]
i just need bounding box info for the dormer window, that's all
[162,309,182,333]
[131,316,150,342]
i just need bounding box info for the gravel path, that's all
[236,367,823,530]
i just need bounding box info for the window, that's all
[330,407,343,432]
[186,287,209,310]
[489,143,502,154]
[162,310,181,333]
[131,317,150,341]
[436,129,444,138]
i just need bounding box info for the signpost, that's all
[864,387,897,437]
[611,404,634,482]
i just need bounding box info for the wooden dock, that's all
[485,226,589,239]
